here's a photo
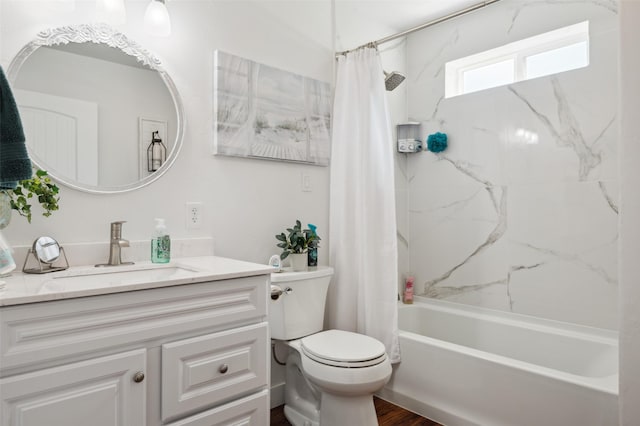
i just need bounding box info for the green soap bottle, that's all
[151,218,170,263]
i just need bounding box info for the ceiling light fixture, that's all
[97,0,126,26]
[144,0,171,37]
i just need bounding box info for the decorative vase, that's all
[0,192,11,230]
[289,253,308,272]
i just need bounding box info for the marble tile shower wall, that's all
[405,0,618,329]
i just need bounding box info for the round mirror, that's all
[33,236,60,264]
[7,24,185,194]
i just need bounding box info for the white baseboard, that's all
[271,382,285,409]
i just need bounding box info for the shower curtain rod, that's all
[335,0,502,56]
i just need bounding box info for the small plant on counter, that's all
[5,169,60,223]
[275,220,305,260]
[275,220,322,260]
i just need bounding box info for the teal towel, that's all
[0,65,32,190]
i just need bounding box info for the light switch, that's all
[301,172,312,192]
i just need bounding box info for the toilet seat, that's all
[301,330,387,368]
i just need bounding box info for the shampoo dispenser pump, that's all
[151,218,170,263]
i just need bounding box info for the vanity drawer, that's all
[165,389,269,426]
[161,322,268,422]
[0,275,268,373]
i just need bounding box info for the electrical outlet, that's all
[186,202,203,229]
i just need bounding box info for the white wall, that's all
[1,0,332,265]
[619,2,640,424]
[1,0,333,409]
[402,0,618,329]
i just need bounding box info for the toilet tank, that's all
[269,266,334,340]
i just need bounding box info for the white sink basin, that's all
[39,265,201,293]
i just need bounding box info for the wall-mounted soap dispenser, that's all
[396,123,422,153]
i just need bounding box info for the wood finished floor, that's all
[270,397,442,426]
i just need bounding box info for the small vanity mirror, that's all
[33,236,60,264]
[8,24,185,194]
[23,236,69,274]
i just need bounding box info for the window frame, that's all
[445,21,589,98]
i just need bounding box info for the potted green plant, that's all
[276,220,320,271]
[0,169,60,228]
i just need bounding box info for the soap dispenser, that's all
[151,218,170,263]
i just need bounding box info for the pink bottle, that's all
[403,276,414,304]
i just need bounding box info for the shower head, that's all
[384,70,406,91]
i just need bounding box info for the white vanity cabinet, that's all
[0,348,147,426]
[0,273,270,426]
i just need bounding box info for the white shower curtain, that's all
[328,47,400,363]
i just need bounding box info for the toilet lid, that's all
[301,330,387,368]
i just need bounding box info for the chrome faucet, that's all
[96,221,134,267]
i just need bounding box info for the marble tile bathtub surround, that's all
[403,0,618,329]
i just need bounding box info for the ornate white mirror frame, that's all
[7,23,185,194]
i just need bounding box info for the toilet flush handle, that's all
[270,285,292,300]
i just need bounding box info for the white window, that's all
[445,21,589,98]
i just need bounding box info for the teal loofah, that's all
[427,132,448,153]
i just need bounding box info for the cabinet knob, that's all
[219,364,229,374]
[133,372,145,383]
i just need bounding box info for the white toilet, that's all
[270,266,392,426]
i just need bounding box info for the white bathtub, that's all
[378,297,619,426]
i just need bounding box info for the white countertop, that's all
[0,256,274,307]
